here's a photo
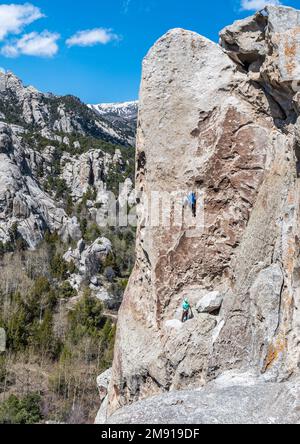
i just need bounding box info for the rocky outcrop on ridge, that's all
[98,5,300,422]
[61,149,127,202]
[63,237,114,302]
[0,122,75,248]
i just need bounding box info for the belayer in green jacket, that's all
[182,298,191,323]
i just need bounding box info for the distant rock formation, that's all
[0,122,72,248]
[99,5,300,422]
[0,71,135,249]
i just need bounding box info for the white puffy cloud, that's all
[66,28,120,47]
[0,67,6,74]
[0,3,44,41]
[1,31,60,58]
[240,0,282,10]
[1,44,18,57]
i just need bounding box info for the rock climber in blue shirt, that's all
[186,192,197,218]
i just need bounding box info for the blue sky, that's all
[0,0,299,103]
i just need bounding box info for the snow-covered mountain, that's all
[88,101,138,120]
[88,101,138,147]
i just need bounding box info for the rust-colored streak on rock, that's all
[263,338,286,373]
[284,38,297,76]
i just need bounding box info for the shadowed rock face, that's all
[105,5,300,419]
